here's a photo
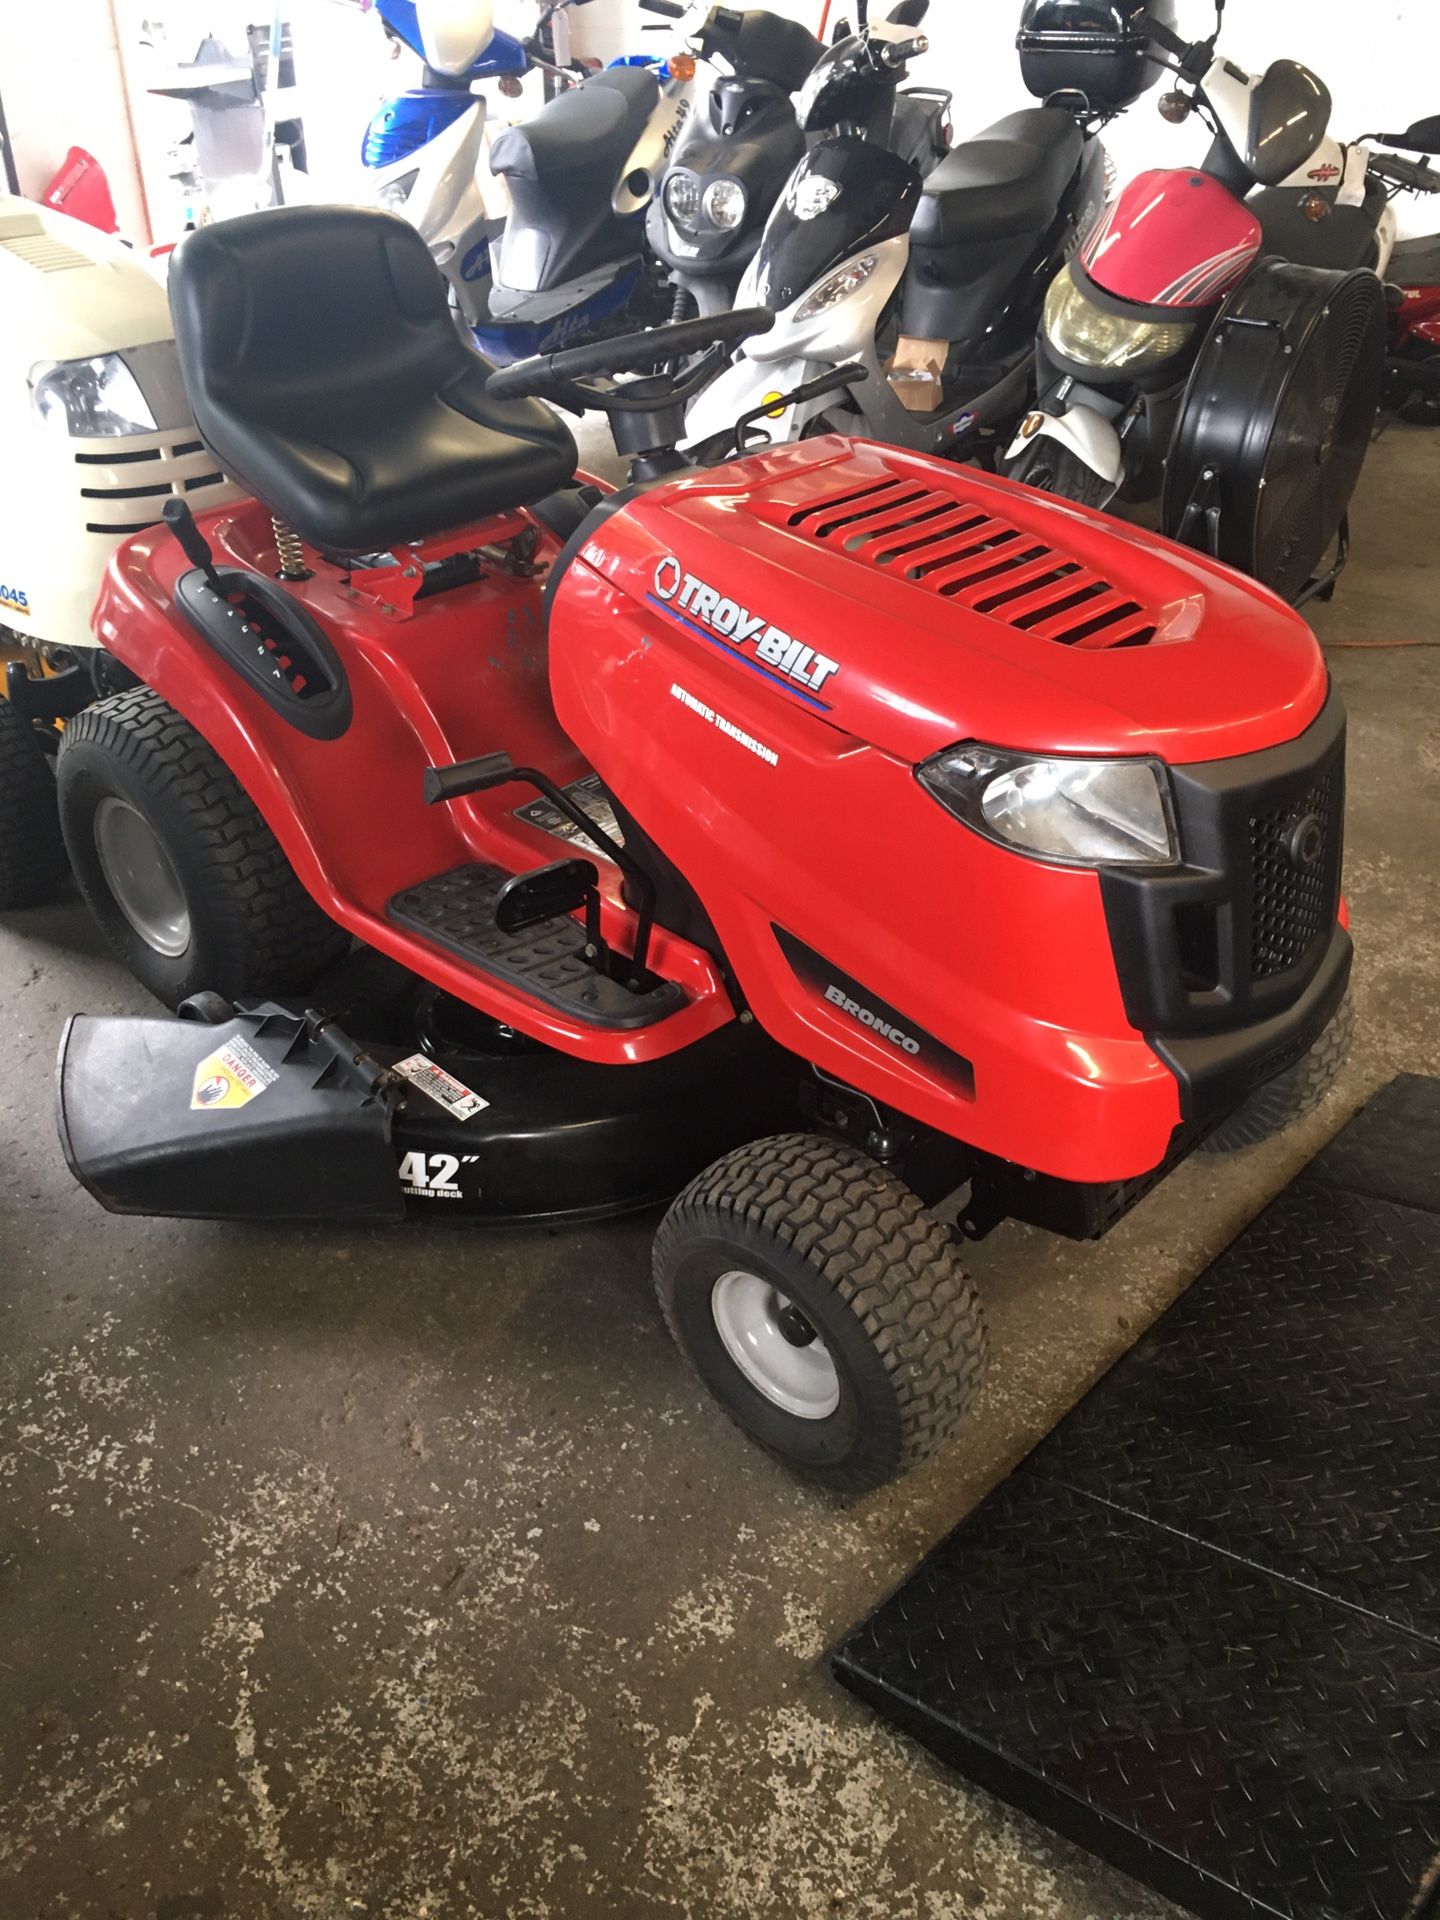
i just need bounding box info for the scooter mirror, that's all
[1400,114,1440,153]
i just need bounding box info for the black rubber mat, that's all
[389,864,683,1031]
[834,1075,1440,1920]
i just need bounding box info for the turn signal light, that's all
[669,52,697,81]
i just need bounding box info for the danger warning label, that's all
[190,1035,280,1112]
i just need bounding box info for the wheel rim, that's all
[92,796,191,957]
[710,1270,841,1420]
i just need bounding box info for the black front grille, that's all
[1249,764,1339,980]
[1101,688,1347,1043]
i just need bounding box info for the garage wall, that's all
[572,0,1440,228]
[0,0,151,237]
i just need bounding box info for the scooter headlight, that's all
[30,354,157,438]
[794,253,879,322]
[376,168,420,214]
[1042,265,1196,373]
[702,178,746,232]
[919,744,1178,868]
[664,171,702,235]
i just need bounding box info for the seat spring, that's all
[272,518,311,582]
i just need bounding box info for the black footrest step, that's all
[389,865,684,1032]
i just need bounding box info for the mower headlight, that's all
[702,178,746,232]
[664,171,702,234]
[1042,265,1195,372]
[795,253,879,322]
[30,354,158,438]
[919,744,1178,867]
[376,168,420,213]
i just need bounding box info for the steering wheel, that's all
[484,308,775,416]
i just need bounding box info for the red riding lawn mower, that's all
[42,206,1353,1492]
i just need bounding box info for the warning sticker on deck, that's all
[190,1036,280,1112]
[390,1054,490,1122]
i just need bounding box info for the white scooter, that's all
[685,13,1110,460]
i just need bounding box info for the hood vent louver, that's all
[0,231,92,272]
[772,476,1158,649]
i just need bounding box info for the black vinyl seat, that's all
[167,206,577,554]
[1251,183,1385,273]
[911,108,1084,248]
[490,66,659,184]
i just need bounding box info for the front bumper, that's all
[1159,921,1351,1130]
[1102,686,1348,1120]
[960,688,1351,1237]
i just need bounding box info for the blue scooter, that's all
[361,0,697,362]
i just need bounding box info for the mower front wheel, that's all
[57,687,348,1007]
[653,1133,988,1495]
[0,692,69,909]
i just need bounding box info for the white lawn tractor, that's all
[0,195,238,906]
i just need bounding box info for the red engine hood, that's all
[582,438,1327,768]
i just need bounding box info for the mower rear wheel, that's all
[57,687,348,1007]
[0,692,69,909]
[1202,991,1354,1153]
[653,1133,987,1494]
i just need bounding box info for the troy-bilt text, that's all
[654,556,840,695]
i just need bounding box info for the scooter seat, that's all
[490,66,659,183]
[1250,182,1385,274]
[168,207,577,554]
[911,108,1083,247]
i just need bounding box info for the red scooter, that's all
[1007,6,1440,603]
[51,207,1351,1491]
[1388,233,1440,424]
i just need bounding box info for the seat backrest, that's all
[165,204,577,553]
[169,204,462,443]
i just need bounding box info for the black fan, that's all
[1163,260,1388,603]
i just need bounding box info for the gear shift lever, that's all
[162,496,227,598]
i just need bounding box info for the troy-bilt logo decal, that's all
[650,557,839,705]
[824,983,920,1055]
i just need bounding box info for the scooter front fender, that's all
[1008,405,1125,490]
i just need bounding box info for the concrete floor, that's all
[1,420,1437,1920]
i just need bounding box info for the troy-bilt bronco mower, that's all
[45,206,1352,1492]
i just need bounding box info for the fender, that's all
[90,497,732,1067]
[1007,405,1124,491]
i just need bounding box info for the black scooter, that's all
[685,5,1107,457]
[648,0,949,322]
[645,2,826,319]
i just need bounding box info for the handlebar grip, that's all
[1143,11,1191,59]
[638,0,685,15]
[1371,150,1440,191]
[486,308,775,401]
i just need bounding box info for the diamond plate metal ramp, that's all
[834,1076,1440,1920]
